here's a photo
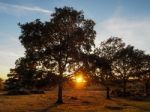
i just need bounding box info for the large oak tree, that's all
[19,7,96,103]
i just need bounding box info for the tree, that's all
[81,53,112,99]
[0,78,3,90]
[113,45,145,96]
[93,37,125,99]
[19,7,96,103]
[5,57,36,90]
[95,37,125,61]
[136,54,150,96]
[5,67,23,90]
[15,57,36,89]
[142,55,150,96]
[6,55,60,90]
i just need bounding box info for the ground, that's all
[0,89,150,112]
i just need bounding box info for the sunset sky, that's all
[0,0,150,79]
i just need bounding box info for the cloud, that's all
[0,42,24,67]
[0,2,52,15]
[0,50,24,79]
[0,33,24,59]
[0,32,25,78]
[96,16,150,53]
[0,51,22,57]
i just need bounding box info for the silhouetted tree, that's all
[5,57,36,90]
[5,68,21,90]
[81,53,112,99]
[113,45,145,96]
[94,61,112,99]
[6,57,59,91]
[136,54,150,96]
[15,57,36,89]
[95,37,125,61]
[93,37,125,99]
[142,55,150,96]
[19,7,96,103]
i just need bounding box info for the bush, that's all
[30,89,45,94]
[6,88,30,95]
[6,88,45,95]
[111,89,131,97]
[111,89,123,97]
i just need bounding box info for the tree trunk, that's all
[56,82,63,104]
[106,86,111,99]
[145,82,149,97]
[123,79,127,97]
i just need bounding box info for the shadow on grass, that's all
[112,97,150,112]
[113,95,150,102]
[38,103,61,112]
[105,105,124,110]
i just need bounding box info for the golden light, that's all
[74,74,87,89]
[71,69,88,89]
[76,75,85,83]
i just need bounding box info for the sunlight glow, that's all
[75,75,86,83]
[76,76,83,83]
[74,74,87,89]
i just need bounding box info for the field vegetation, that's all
[1,89,150,112]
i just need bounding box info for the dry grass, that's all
[0,89,150,112]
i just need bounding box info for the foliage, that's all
[135,54,150,96]
[112,45,145,96]
[92,37,125,98]
[95,37,125,61]
[5,57,59,90]
[17,6,96,103]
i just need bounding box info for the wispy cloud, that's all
[0,50,23,57]
[95,7,150,54]
[0,2,52,15]
[0,32,24,78]
[0,49,24,79]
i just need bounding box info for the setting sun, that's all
[74,75,87,89]
[75,75,85,83]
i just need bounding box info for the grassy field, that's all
[0,89,150,112]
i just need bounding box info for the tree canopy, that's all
[18,6,96,103]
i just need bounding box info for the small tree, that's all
[93,37,125,99]
[81,53,112,99]
[113,45,145,96]
[5,57,36,90]
[6,56,59,91]
[136,54,150,96]
[15,57,36,89]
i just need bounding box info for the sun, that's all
[76,76,83,83]
[75,75,86,83]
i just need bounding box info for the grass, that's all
[0,89,150,112]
